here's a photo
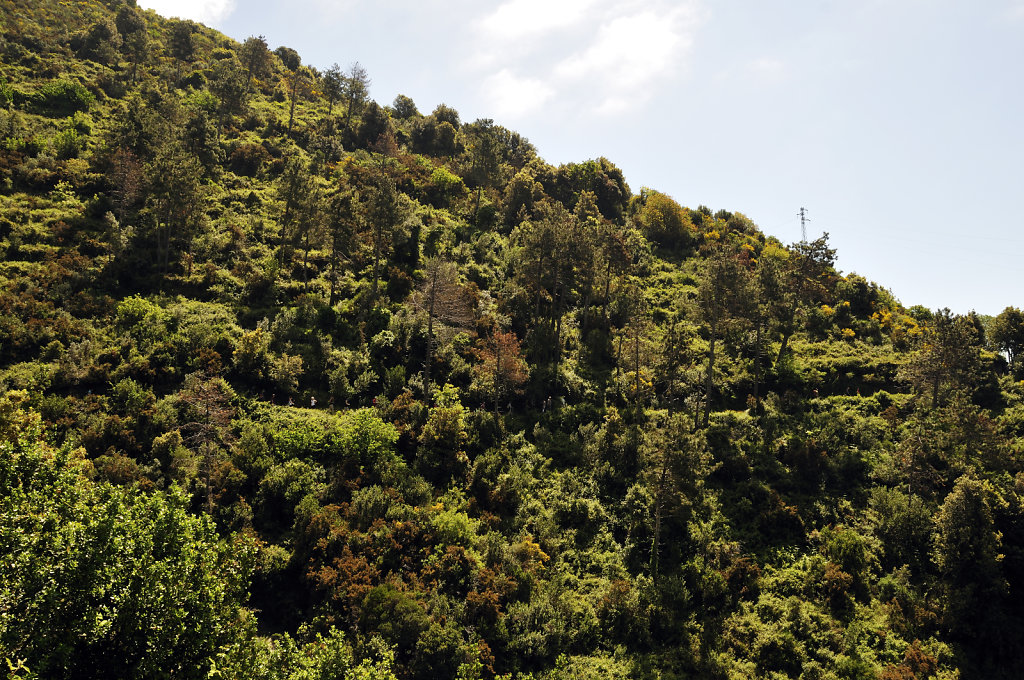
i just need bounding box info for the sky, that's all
[140,0,1024,315]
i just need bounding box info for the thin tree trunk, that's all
[287,71,299,137]
[329,237,339,305]
[424,268,437,402]
[371,220,383,304]
[703,317,717,428]
[753,321,762,406]
[776,302,797,365]
[634,323,641,406]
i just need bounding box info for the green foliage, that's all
[0,3,1019,677]
[31,79,94,114]
[0,409,254,680]
[631,188,695,251]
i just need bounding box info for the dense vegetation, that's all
[2,1,1024,678]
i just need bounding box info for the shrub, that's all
[230,143,271,176]
[32,79,95,114]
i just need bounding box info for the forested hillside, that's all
[2,1,1024,678]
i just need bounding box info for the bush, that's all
[52,127,82,159]
[229,143,271,176]
[32,79,95,115]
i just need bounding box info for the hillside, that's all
[2,1,1024,679]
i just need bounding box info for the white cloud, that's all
[555,8,694,110]
[481,68,556,119]
[139,0,236,24]
[473,0,704,119]
[479,0,599,40]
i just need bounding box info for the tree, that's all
[323,63,345,116]
[77,17,121,65]
[697,246,754,427]
[474,329,529,416]
[0,403,255,680]
[274,45,301,71]
[363,154,415,308]
[901,308,982,407]
[116,4,149,83]
[209,54,250,120]
[991,306,1024,375]
[323,181,360,305]
[750,244,788,405]
[145,144,204,275]
[343,62,371,134]
[774,234,836,365]
[286,66,314,138]
[464,118,503,222]
[417,386,471,486]
[934,475,1007,644]
[631,189,695,251]
[239,35,272,92]
[392,94,420,119]
[414,258,474,401]
[615,297,657,408]
[640,412,708,580]
[108,146,143,227]
[168,19,196,82]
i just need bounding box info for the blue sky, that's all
[141,0,1024,315]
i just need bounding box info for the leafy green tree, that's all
[343,62,371,134]
[116,4,149,83]
[411,105,461,157]
[323,181,360,305]
[275,155,317,268]
[322,62,345,116]
[464,118,503,221]
[640,412,707,579]
[631,189,695,251]
[77,16,121,65]
[869,486,932,575]
[286,66,314,138]
[145,143,205,274]
[901,309,982,407]
[0,403,255,680]
[168,19,197,81]
[934,476,1007,645]
[418,384,470,484]
[363,164,415,307]
[240,35,273,92]
[697,246,754,427]
[209,53,250,120]
[274,46,301,70]
[991,306,1024,375]
[774,234,836,365]
[392,94,420,119]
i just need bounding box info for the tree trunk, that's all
[329,237,339,306]
[371,220,383,305]
[632,334,641,405]
[776,302,797,365]
[424,268,437,402]
[287,71,299,137]
[753,321,762,406]
[650,462,667,581]
[703,317,717,429]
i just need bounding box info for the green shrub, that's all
[32,79,95,114]
[52,127,82,159]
